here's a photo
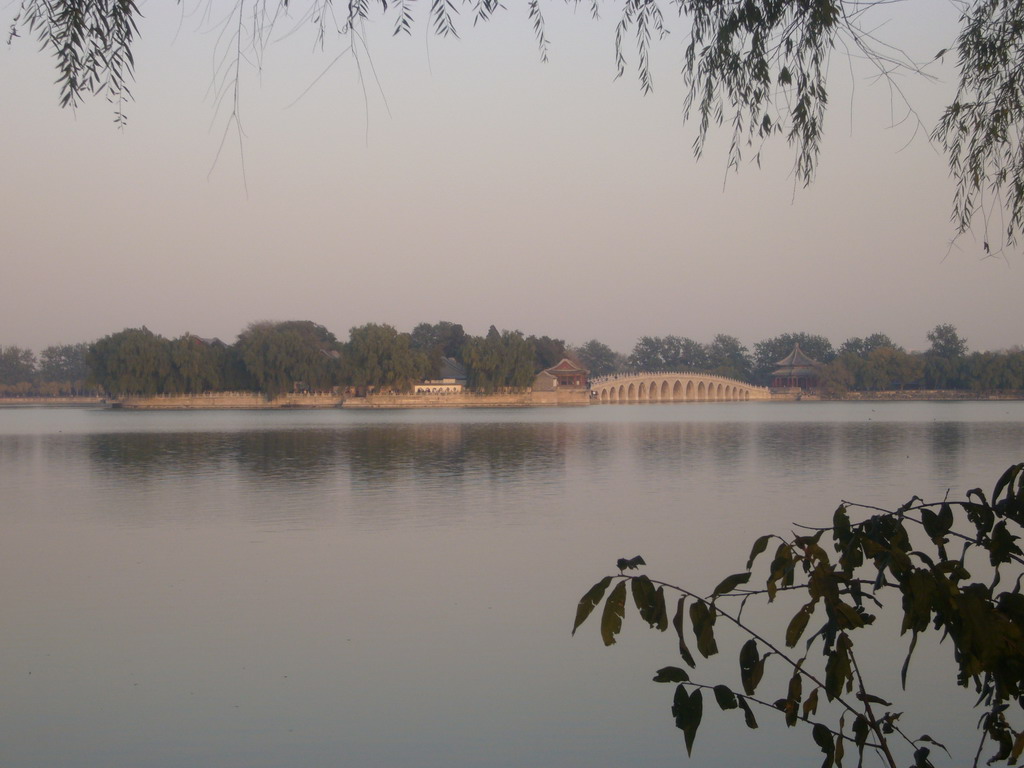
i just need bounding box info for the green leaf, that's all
[852,715,870,749]
[746,535,772,570]
[713,683,737,710]
[616,555,646,572]
[989,520,1022,566]
[600,580,627,646]
[653,666,689,683]
[921,508,944,540]
[739,638,761,695]
[901,632,918,689]
[737,695,758,729]
[672,687,703,756]
[572,576,612,635]
[690,599,719,658]
[833,504,851,537]
[856,692,892,707]
[631,574,665,629]
[825,635,852,701]
[812,723,835,768]
[803,687,820,718]
[653,586,669,632]
[767,543,794,602]
[672,597,696,667]
[712,571,751,598]
[994,464,1023,506]
[833,600,866,630]
[937,503,954,534]
[786,603,813,647]
[787,667,803,709]
[916,734,949,757]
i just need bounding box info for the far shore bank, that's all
[0,396,106,407]
[1,389,1021,410]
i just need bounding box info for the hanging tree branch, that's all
[9,1,1024,251]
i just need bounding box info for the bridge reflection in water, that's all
[590,372,770,403]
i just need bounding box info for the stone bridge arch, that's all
[589,372,770,404]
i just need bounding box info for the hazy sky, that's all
[2,1,1020,355]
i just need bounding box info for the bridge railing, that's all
[589,371,765,390]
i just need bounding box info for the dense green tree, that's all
[927,323,969,360]
[87,327,172,395]
[838,333,898,359]
[462,328,504,394]
[462,326,535,392]
[219,344,259,392]
[505,331,539,389]
[628,336,668,371]
[528,335,568,372]
[705,334,753,381]
[830,335,922,392]
[965,350,1024,392]
[924,324,969,389]
[346,323,428,392]
[16,2,1024,251]
[235,320,342,397]
[670,337,709,371]
[168,334,224,394]
[752,333,835,385]
[862,346,924,391]
[38,343,89,394]
[0,345,38,392]
[571,339,624,378]
[409,321,468,376]
[815,356,855,396]
[629,336,708,371]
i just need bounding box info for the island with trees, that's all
[1,321,1021,408]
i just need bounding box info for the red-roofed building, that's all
[533,359,589,391]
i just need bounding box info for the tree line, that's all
[575,325,1024,394]
[0,321,571,398]
[1,322,1021,398]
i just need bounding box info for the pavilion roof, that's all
[440,357,467,381]
[772,343,822,370]
[771,344,824,378]
[545,358,589,375]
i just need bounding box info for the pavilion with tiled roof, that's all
[533,359,589,391]
[770,344,823,390]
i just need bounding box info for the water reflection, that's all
[754,422,837,477]
[232,430,342,483]
[81,424,573,490]
[3,405,1024,768]
[930,421,967,475]
[630,422,748,474]
[68,417,1024,509]
[837,423,910,473]
[88,432,237,480]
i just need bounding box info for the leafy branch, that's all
[573,462,1024,767]
[11,1,1024,251]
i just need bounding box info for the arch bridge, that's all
[590,372,770,404]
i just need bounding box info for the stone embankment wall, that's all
[343,390,591,409]
[112,392,343,409]
[107,390,591,409]
[0,396,105,407]
[837,390,1023,401]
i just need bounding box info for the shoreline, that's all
[1,389,1023,410]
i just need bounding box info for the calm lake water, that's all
[2,402,1022,768]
